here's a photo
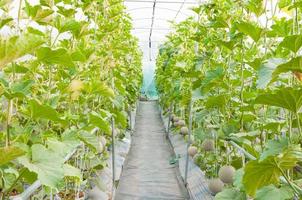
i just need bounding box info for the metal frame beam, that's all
[133,27,171,30]
[124,0,197,3]
[148,0,156,61]
[127,7,190,16]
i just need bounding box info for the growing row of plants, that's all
[156,0,302,199]
[0,0,142,199]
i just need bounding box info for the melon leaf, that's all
[0,146,25,166]
[18,144,65,189]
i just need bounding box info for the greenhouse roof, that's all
[124,0,199,61]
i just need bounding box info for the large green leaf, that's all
[113,110,128,129]
[260,138,289,161]
[245,0,264,16]
[267,18,293,37]
[233,168,245,190]
[273,56,302,78]
[29,99,66,124]
[200,66,224,93]
[54,17,81,35]
[47,138,80,158]
[237,21,263,42]
[24,1,53,24]
[254,87,302,113]
[89,113,111,134]
[6,80,34,99]
[0,33,44,68]
[205,95,227,109]
[278,0,291,8]
[36,47,74,67]
[78,130,99,152]
[243,146,302,196]
[215,188,247,200]
[18,144,64,189]
[256,58,284,89]
[0,17,12,29]
[255,185,294,200]
[243,158,281,196]
[0,146,25,166]
[278,35,302,53]
[63,164,82,181]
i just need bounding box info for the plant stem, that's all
[275,159,300,196]
[296,112,302,139]
[4,168,26,198]
[239,41,244,130]
[52,33,60,47]
[5,100,12,147]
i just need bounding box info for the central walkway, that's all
[115,101,187,200]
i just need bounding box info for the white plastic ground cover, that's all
[115,101,187,200]
[160,108,214,200]
[87,108,137,200]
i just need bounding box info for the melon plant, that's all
[0,0,142,198]
[156,0,302,199]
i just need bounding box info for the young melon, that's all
[218,165,236,184]
[171,114,176,121]
[208,178,224,195]
[180,126,189,135]
[188,146,198,157]
[71,91,80,100]
[201,139,215,151]
[173,116,180,122]
[173,121,180,126]
[177,120,185,127]
[69,79,84,92]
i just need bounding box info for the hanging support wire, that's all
[184,99,193,186]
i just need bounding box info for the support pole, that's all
[184,99,193,186]
[111,117,116,191]
[167,103,173,138]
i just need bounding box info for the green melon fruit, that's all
[177,120,185,127]
[188,146,198,157]
[171,114,176,121]
[173,121,180,126]
[208,178,224,195]
[201,139,215,151]
[218,165,236,184]
[180,126,189,135]
[173,116,180,122]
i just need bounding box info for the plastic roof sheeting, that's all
[124,0,200,98]
[125,1,198,59]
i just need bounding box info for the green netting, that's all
[141,61,158,99]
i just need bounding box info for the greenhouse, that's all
[1,0,302,200]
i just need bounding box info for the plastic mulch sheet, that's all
[115,101,187,200]
[161,109,214,200]
[87,108,137,200]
